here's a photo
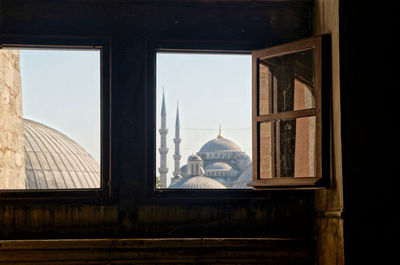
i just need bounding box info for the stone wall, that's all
[0,50,25,189]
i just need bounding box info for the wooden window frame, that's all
[0,36,113,202]
[248,35,332,189]
[145,38,330,200]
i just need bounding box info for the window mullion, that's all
[256,108,316,123]
[272,73,278,178]
[274,121,280,178]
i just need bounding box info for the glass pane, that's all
[259,122,272,179]
[294,78,315,111]
[156,52,252,189]
[0,48,101,190]
[258,63,271,115]
[278,116,316,178]
[260,49,315,113]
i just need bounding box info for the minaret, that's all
[173,102,181,178]
[158,90,168,187]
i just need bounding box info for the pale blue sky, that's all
[20,49,100,163]
[156,53,252,185]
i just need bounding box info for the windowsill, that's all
[248,177,326,190]
[0,238,315,264]
[0,188,114,203]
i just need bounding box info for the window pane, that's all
[260,49,314,113]
[278,116,316,178]
[294,78,315,110]
[0,48,100,190]
[156,52,252,189]
[259,122,273,179]
[258,63,271,115]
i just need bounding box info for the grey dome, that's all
[205,162,232,171]
[23,119,100,189]
[188,154,202,161]
[180,164,188,177]
[231,164,252,189]
[169,176,226,189]
[199,136,241,153]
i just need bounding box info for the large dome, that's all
[169,176,226,189]
[204,162,232,171]
[199,135,241,153]
[231,164,252,189]
[23,119,100,189]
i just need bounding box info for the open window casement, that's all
[249,35,331,189]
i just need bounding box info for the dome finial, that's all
[217,124,223,138]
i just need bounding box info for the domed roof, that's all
[169,176,226,189]
[231,164,252,189]
[199,135,241,153]
[205,162,232,171]
[188,154,202,161]
[23,119,100,189]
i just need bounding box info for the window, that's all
[149,36,331,194]
[0,38,111,199]
[155,52,252,190]
[249,35,331,189]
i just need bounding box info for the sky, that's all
[156,53,252,186]
[19,49,100,163]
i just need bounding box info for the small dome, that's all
[188,154,202,161]
[23,119,100,189]
[199,136,241,153]
[169,176,226,189]
[180,164,188,177]
[171,174,182,180]
[205,162,232,171]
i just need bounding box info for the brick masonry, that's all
[0,50,25,189]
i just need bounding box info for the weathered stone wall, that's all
[0,50,25,189]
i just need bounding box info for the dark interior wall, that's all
[1,0,311,42]
[0,0,316,239]
[339,1,398,264]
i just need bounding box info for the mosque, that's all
[6,89,249,191]
[158,92,252,189]
[23,118,100,189]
